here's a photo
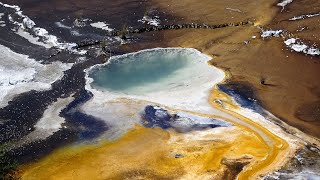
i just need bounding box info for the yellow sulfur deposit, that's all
[19,99,287,180]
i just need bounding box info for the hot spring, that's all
[88,48,223,95]
[85,48,225,112]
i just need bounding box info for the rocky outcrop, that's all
[76,20,254,49]
[121,20,253,35]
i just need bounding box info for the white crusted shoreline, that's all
[90,22,114,32]
[0,44,73,108]
[17,96,75,145]
[138,15,161,26]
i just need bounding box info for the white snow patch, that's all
[16,28,51,48]
[138,16,161,26]
[291,44,308,52]
[73,18,91,27]
[90,22,113,32]
[55,22,72,29]
[17,96,75,145]
[34,96,74,138]
[289,13,320,21]
[261,28,319,56]
[306,47,320,56]
[0,44,73,108]
[284,38,296,45]
[0,2,84,54]
[55,22,82,36]
[76,57,87,63]
[114,36,129,45]
[296,27,306,32]
[284,38,320,55]
[277,0,293,8]
[261,30,283,38]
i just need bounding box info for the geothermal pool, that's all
[86,48,225,112]
[88,48,224,95]
[89,48,189,94]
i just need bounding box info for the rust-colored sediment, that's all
[209,89,291,179]
[19,88,293,179]
[19,114,288,180]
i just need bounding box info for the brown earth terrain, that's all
[121,0,320,138]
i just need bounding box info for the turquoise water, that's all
[89,48,208,94]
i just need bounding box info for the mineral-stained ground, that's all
[0,0,319,179]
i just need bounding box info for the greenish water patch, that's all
[89,48,209,94]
